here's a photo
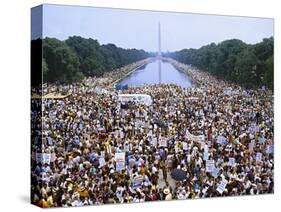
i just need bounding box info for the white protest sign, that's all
[132,175,143,189]
[228,157,235,167]
[224,88,233,96]
[204,144,209,152]
[42,174,50,182]
[115,152,126,171]
[42,153,51,164]
[206,160,215,172]
[159,137,167,147]
[216,179,228,194]
[99,157,106,167]
[124,143,130,152]
[212,167,220,178]
[217,135,227,145]
[203,151,209,161]
[258,136,265,145]
[256,152,262,162]
[118,94,152,106]
[152,137,157,147]
[266,145,274,155]
[186,130,205,143]
[183,142,188,150]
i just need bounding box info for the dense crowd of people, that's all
[31,58,274,207]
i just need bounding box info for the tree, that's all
[65,36,149,77]
[235,46,259,87]
[168,37,273,90]
[263,55,274,90]
[43,37,81,83]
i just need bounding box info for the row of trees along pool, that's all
[33,36,150,84]
[33,36,273,90]
[167,37,273,90]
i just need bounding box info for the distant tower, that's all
[158,22,162,84]
[158,22,161,57]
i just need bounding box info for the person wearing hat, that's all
[164,187,172,201]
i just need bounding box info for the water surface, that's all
[118,60,193,88]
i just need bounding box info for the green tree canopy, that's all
[168,37,274,90]
[43,38,82,83]
[40,36,149,84]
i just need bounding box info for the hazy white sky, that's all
[32,4,274,52]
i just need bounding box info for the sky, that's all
[32,4,274,52]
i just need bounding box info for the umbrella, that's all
[171,169,187,181]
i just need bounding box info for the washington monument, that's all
[158,22,162,84]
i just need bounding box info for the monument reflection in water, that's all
[117,60,193,88]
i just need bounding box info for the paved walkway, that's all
[158,169,176,190]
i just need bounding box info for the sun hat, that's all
[163,188,170,195]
